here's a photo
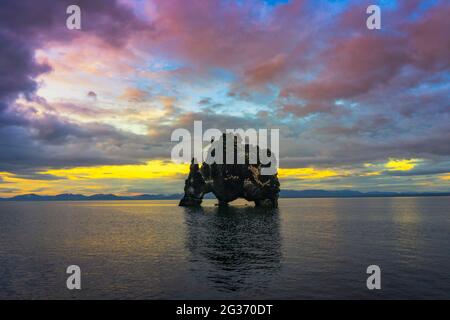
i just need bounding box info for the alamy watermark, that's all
[366,265,381,290]
[171,121,279,175]
[66,265,81,290]
[66,4,380,31]
[366,5,381,30]
[66,5,81,30]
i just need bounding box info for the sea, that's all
[0,197,449,299]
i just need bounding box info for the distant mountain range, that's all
[0,190,449,201]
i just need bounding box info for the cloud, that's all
[406,3,450,71]
[0,0,153,174]
[119,87,151,102]
[243,54,288,88]
[282,34,408,101]
[198,97,212,106]
[87,91,97,101]
[384,159,421,171]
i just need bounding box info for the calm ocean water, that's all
[0,197,449,299]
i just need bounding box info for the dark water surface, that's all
[0,197,449,299]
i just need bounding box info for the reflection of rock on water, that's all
[183,206,281,294]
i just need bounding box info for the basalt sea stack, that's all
[179,133,280,208]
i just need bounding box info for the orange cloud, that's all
[119,87,151,102]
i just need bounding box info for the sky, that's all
[0,0,449,196]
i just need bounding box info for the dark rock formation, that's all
[179,133,280,208]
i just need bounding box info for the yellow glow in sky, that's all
[384,159,420,171]
[40,160,190,180]
[42,162,339,181]
[278,167,339,179]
